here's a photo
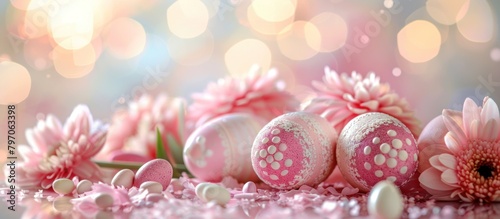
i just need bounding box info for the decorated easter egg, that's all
[251,112,337,190]
[134,159,173,190]
[183,113,266,182]
[337,112,418,192]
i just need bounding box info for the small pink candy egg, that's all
[251,112,337,190]
[134,159,173,190]
[337,112,418,192]
[183,113,266,182]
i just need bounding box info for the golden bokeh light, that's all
[103,17,146,59]
[397,20,441,63]
[23,0,52,38]
[224,39,272,77]
[251,0,296,22]
[309,12,347,53]
[167,0,209,39]
[247,2,294,35]
[405,7,450,43]
[426,0,469,25]
[0,61,31,105]
[49,0,94,50]
[53,44,96,78]
[168,31,214,66]
[277,21,321,60]
[457,0,494,43]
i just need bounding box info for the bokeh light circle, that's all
[310,12,347,52]
[456,0,494,43]
[0,61,31,104]
[426,0,469,25]
[49,0,94,50]
[103,17,146,59]
[224,39,272,77]
[167,0,209,39]
[251,0,296,22]
[397,20,441,63]
[53,44,96,78]
[277,21,321,60]
[247,3,294,35]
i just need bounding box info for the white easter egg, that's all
[140,181,164,194]
[111,169,135,189]
[184,113,266,182]
[52,178,75,195]
[202,184,231,206]
[94,193,114,209]
[76,180,93,194]
[368,180,404,219]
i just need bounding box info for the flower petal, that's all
[462,98,481,137]
[419,167,456,191]
[444,132,466,155]
[480,97,500,124]
[438,153,457,170]
[360,100,379,111]
[441,169,459,186]
[480,119,499,141]
[469,119,480,139]
[442,110,467,146]
[429,155,447,171]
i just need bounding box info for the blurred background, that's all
[0,0,498,216]
[0,0,499,177]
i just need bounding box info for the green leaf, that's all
[166,133,184,165]
[156,128,168,160]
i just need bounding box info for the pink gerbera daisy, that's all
[12,105,107,189]
[418,97,500,202]
[187,66,299,128]
[303,66,421,136]
[97,94,186,165]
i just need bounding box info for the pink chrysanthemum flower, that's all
[303,67,421,136]
[98,94,186,164]
[12,105,107,189]
[418,97,500,202]
[187,66,300,128]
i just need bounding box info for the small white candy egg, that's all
[202,184,231,206]
[140,181,163,194]
[94,193,114,209]
[52,178,75,195]
[368,180,404,219]
[76,180,93,194]
[195,183,212,202]
[111,169,135,188]
[242,181,257,193]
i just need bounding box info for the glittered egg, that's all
[183,113,266,182]
[337,112,418,192]
[134,159,173,190]
[251,112,337,190]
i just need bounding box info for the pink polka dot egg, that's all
[183,113,265,182]
[337,112,418,192]
[251,112,337,190]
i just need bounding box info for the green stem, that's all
[94,160,144,170]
